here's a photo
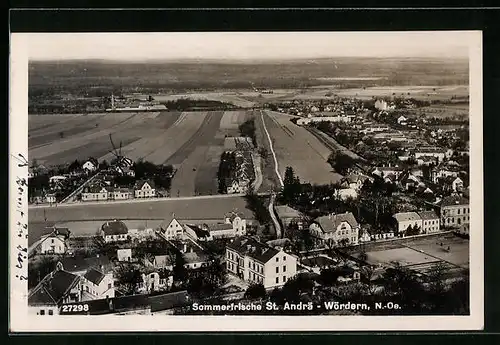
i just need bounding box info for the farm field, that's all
[413,103,469,119]
[155,92,256,108]
[218,110,250,136]
[28,195,256,245]
[28,112,182,166]
[332,85,469,101]
[366,247,440,267]
[261,110,343,185]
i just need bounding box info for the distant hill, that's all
[29,57,469,92]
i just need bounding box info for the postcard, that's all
[9,31,483,331]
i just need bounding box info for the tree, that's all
[172,252,188,285]
[405,224,421,236]
[115,264,143,295]
[327,152,356,176]
[244,283,267,300]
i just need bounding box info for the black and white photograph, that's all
[9,31,483,331]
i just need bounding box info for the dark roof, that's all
[313,212,359,233]
[42,227,71,238]
[101,220,128,236]
[60,255,111,273]
[134,179,155,190]
[440,195,469,207]
[150,290,190,312]
[84,268,106,285]
[227,236,280,264]
[61,294,149,315]
[418,211,439,220]
[28,269,80,306]
[210,223,234,231]
[186,224,210,238]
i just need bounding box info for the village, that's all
[27,88,470,317]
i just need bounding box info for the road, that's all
[260,110,284,188]
[268,193,282,239]
[30,192,272,209]
[251,153,263,193]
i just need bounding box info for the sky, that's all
[19,31,476,61]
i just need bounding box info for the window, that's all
[276,267,279,273]
[283,256,286,261]
[463,208,466,214]
[276,257,279,262]
[283,266,286,272]
[276,277,279,284]
[48,309,53,315]
[51,239,54,243]
[108,283,112,289]
[40,310,45,315]
[458,209,461,215]
[283,276,287,282]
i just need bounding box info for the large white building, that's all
[81,268,115,300]
[37,227,71,254]
[309,212,360,247]
[226,236,297,289]
[393,212,423,234]
[101,220,129,243]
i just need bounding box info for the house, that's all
[372,166,403,179]
[398,171,421,191]
[416,155,438,166]
[206,223,237,239]
[81,185,111,202]
[134,180,156,198]
[226,178,249,194]
[438,195,470,229]
[46,192,57,204]
[82,158,99,172]
[183,251,210,269]
[184,224,212,241]
[101,220,129,243]
[432,165,461,183]
[414,147,446,163]
[49,175,67,185]
[442,176,464,193]
[397,115,408,125]
[418,211,440,234]
[28,262,82,315]
[340,173,370,192]
[392,212,423,234]
[274,205,305,230]
[358,229,372,243]
[334,188,359,200]
[309,212,360,247]
[37,227,71,254]
[153,255,174,270]
[139,271,173,294]
[226,236,298,289]
[31,190,45,204]
[59,255,112,276]
[115,165,136,177]
[81,268,115,301]
[117,248,132,262]
[111,188,133,201]
[224,211,247,236]
[159,215,184,240]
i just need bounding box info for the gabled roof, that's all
[101,220,128,236]
[227,236,280,264]
[418,210,439,220]
[134,179,155,190]
[42,227,70,239]
[393,212,421,222]
[84,268,106,285]
[160,215,180,230]
[210,223,234,231]
[28,269,80,306]
[313,212,359,233]
[185,224,210,238]
[59,255,111,273]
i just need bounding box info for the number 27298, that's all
[61,304,89,313]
